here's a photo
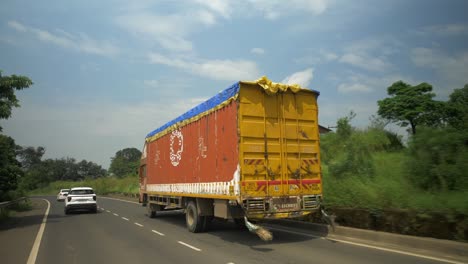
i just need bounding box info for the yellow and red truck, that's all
[139,76,323,238]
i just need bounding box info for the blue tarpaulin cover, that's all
[146,82,240,139]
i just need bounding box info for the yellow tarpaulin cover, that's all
[243,76,303,95]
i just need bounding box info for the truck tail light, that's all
[67,197,72,202]
[93,196,97,201]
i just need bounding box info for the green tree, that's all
[77,160,106,179]
[377,81,443,135]
[0,71,33,131]
[109,148,142,177]
[17,146,45,171]
[446,84,468,130]
[0,71,32,200]
[0,135,23,201]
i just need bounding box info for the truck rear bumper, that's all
[243,195,321,220]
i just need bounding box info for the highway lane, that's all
[35,196,228,264]
[32,196,448,264]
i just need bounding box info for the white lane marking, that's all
[178,241,201,252]
[152,230,165,236]
[27,198,50,264]
[100,196,139,205]
[122,217,129,221]
[106,210,111,213]
[269,226,465,264]
[135,222,143,227]
[100,207,105,210]
[113,213,119,216]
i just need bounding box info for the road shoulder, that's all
[0,198,48,264]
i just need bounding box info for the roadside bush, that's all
[321,113,392,179]
[29,175,139,196]
[406,127,468,192]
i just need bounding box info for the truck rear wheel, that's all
[147,203,160,218]
[186,201,204,233]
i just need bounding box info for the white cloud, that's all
[321,50,338,61]
[143,80,159,88]
[282,68,314,87]
[251,48,265,55]
[411,47,468,91]
[339,53,389,72]
[419,23,468,36]
[194,0,232,18]
[247,0,329,19]
[7,21,119,57]
[338,83,372,93]
[336,72,420,94]
[116,7,222,53]
[7,21,27,32]
[338,37,399,71]
[116,13,195,52]
[148,53,260,81]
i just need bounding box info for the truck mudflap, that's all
[244,216,273,241]
[320,206,336,231]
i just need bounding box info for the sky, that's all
[1,0,467,169]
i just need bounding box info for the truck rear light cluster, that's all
[93,196,97,201]
[67,197,72,202]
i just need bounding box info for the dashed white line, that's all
[122,217,129,221]
[106,210,111,213]
[113,213,119,216]
[100,196,139,205]
[135,222,143,227]
[152,230,165,236]
[178,241,201,252]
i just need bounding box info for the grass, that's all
[0,199,32,222]
[29,176,139,196]
[322,151,468,214]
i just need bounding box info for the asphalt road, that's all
[5,196,453,264]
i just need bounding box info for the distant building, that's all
[319,125,332,134]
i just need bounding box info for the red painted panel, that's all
[146,100,239,184]
[242,179,321,186]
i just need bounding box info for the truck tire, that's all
[186,201,204,233]
[147,203,159,218]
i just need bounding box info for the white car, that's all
[56,189,70,201]
[64,187,97,214]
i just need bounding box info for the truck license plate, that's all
[273,197,299,211]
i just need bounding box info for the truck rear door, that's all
[239,83,322,199]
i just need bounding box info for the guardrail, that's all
[0,197,28,214]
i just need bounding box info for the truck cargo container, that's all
[139,76,323,235]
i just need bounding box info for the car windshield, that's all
[70,189,94,195]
